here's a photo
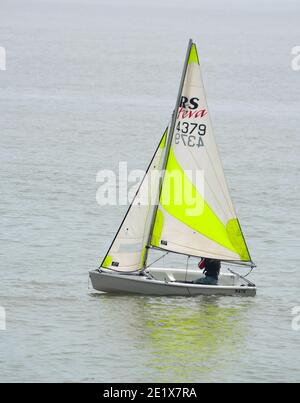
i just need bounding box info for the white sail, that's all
[101,130,167,272]
[150,44,251,262]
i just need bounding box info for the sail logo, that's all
[177,96,207,119]
[291,306,300,331]
[291,46,300,71]
[0,306,6,330]
[0,46,6,71]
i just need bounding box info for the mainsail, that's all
[101,40,252,272]
[150,42,251,263]
[101,130,167,272]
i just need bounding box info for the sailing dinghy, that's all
[89,39,256,296]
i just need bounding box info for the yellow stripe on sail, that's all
[102,255,113,268]
[154,146,250,261]
[226,218,250,261]
[151,208,164,247]
[188,43,199,65]
[160,129,167,149]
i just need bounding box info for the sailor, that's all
[194,258,220,285]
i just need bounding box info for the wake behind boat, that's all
[89,39,256,297]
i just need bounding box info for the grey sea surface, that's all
[0,0,300,382]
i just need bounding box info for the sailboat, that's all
[89,39,256,296]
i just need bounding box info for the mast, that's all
[143,39,193,268]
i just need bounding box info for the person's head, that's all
[205,259,220,270]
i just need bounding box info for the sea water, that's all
[0,0,299,382]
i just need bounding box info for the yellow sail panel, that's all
[151,208,164,247]
[102,255,112,268]
[151,147,250,261]
[188,43,199,65]
[226,219,250,261]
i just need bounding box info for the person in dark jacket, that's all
[194,258,220,285]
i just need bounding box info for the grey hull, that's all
[89,269,256,297]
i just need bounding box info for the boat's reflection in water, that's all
[90,293,253,382]
[141,297,253,382]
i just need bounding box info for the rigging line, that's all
[185,255,190,282]
[145,252,169,269]
[227,267,255,286]
[243,265,254,278]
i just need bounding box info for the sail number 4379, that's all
[175,122,206,147]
